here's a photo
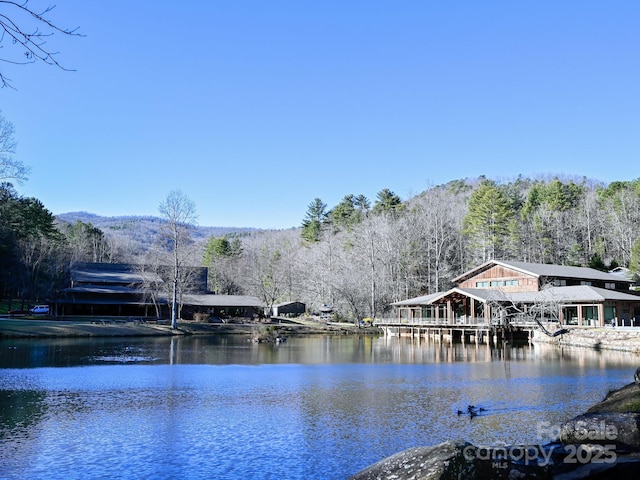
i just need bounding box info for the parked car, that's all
[29,305,50,314]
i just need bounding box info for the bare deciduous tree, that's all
[0,110,29,183]
[485,283,567,338]
[331,261,369,323]
[603,188,640,266]
[135,256,164,320]
[241,231,290,317]
[158,190,197,329]
[411,187,465,295]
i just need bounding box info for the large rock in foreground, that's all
[560,412,640,451]
[586,381,640,414]
[348,440,640,479]
[348,441,553,480]
[347,442,467,480]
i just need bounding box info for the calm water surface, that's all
[1,334,638,480]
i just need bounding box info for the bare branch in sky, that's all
[0,0,83,88]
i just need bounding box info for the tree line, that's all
[204,175,640,322]
[2,111,640,319]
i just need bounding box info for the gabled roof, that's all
[453,287,509,303]
[507,285,640,303]
[609,267,637,282]
[453,260,632,284]
[392,288,510,306]
[274,301,305,307]
[63,285,146,295]
[71,266,163,285]
[391,292,442,306]
[394,285,640,307]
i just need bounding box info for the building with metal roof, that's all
[392,260,640,328]
[56,263,264,320]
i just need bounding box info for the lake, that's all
[1,334,638,479]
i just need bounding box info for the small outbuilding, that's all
[271,301,306,317]
[182,294,265,320]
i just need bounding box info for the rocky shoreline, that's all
[533,327,640,354]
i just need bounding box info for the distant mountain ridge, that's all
[56,211,257,245]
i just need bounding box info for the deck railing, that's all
[376,316,556,328]
[376,317,489,327]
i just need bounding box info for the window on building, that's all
[605,282,616,289]
[604,305,616,322]
[583,305,598,320]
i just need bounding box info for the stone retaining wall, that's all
[533,328,640,354]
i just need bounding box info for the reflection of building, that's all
[392,260,640,327]
[57,263,263,319]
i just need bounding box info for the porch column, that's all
[462,298,468,324]
[447,300,452,324]
[470,299,476,323]
[577,305,584,326]
[598,304,605,327]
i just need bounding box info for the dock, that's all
[375,317,548,344]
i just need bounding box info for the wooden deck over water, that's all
[375,317,553,343]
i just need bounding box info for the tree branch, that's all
[0,0,83,88]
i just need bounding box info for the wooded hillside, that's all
[2,175,639,321]
[200,175,640,321]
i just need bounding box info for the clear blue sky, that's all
[2,0,639,229]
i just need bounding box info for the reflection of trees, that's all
[0,389,47,431]
[0,389,48,473]
[0,390,47,472]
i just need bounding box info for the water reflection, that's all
[1,335,639,480]
[2,334,638,369]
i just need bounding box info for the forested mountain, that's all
[199,175,640,321]
[2,175,640,322]
[56,212,255,255]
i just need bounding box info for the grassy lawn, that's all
[0,317,177,338]
[0,299,22,314]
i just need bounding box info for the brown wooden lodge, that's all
[381,260,640,341]
[54,263,264,321]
